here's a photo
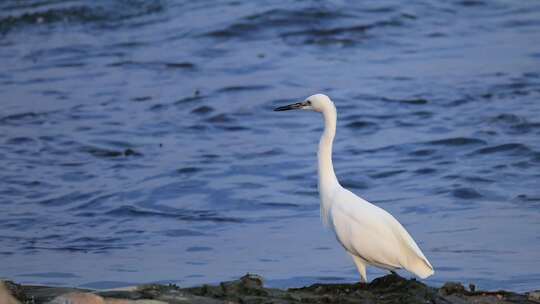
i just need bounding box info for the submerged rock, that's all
[2,274,536,304]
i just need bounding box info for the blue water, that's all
[1,0,539,292]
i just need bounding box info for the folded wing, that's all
[330,188,434,278]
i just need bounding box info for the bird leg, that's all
[351,255,368,283]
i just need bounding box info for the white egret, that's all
[274,94,434,282]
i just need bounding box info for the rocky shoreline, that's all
[2,274,539,304]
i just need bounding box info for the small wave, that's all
[105,205,184,218]
[414,168,437,175]
[68,193,117,211]
[409,149,436,156]
[175,95,204,104]
[503,18,540,29]
[345,121,378,129]
[204,6,409,47]
[37,191,96,207]
[429,227,478,234]
[149,103,168,112]
[281,18,406,46]
[0,1,164,35]
[177,167,202,175]
[431,247,516,254]
[447,98,470,107]
[206,113,235,124]
[107,60,195,70]
[472,143,531,155]
[260,202,300,209]
[186,246,212,252]
[191,105,214,115]
[236,148,284,160]
[369,170,406,179]
[81,145,142,158]
[512,194,540,209]
[456,0,486,7]
[188,124,207,131]
[0,5,104,34]
[203,7,350,39]
[67,236,122,244]
[5,136,37,145]
[462,176,494,184]
[217,85,271,93]
[105,205,243,223]
[489,113,523,124]
[131,96,152,102]
[0,111,49,126]
[22,244,127,252]
[402,205,432,214]
[244,8,351,24]
[511,122,540,134]
[411,111,434,118]
[164,62,195,69]
[426,137,486,146]
[452,187,482,199]
[339,180,369,190]
[381,97,429,105]
[161,229,207,237]
[488,80,539,99]
[488,114,540,134]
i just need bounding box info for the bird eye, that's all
[306,100,312,105]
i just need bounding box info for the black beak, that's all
[274,102,303,111]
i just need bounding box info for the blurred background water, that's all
[0,0,539,292]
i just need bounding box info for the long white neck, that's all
[318,104,340,225]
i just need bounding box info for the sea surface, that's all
[1,0,539,292]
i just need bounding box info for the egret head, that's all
[274,94,334,113]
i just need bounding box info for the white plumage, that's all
[274,94,434,282]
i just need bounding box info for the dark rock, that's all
[440,282,467,296]
[137,283,180,299]
[220,274,268,297]
[3,274,537,304]
[190,284,225,298]
[19,284,92,303]
[291,274,442,304]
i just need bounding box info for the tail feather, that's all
[408,256,434,279]
[391,219,434,279]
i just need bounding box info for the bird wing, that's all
[329,189,402,270]
[329,188,433,277]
